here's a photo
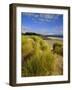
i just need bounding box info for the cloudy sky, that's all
[21,12,63,35]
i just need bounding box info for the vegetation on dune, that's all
[53,42,63,56]
[22,35,63,77]
[22,36,34,58]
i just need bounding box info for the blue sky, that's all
[21,12,63,35]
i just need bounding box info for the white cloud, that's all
[22,12,61,23]
[21,26,32,33]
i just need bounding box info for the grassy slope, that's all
[21,35,63,77]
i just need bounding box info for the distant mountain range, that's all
[22,32,63,38]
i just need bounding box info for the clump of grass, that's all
[22,36,35,58]
[53,42,63,56]
[22,48,55,76]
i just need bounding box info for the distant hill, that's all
[22,32,63,38]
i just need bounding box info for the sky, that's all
[21,12,63,35]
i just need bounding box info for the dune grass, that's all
[21,35,63,77]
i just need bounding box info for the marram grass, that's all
[21,35,63,77]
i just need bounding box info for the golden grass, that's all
[21,35,63,77]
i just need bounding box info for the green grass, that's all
[53,42,63,56]
[21,35,63,77]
